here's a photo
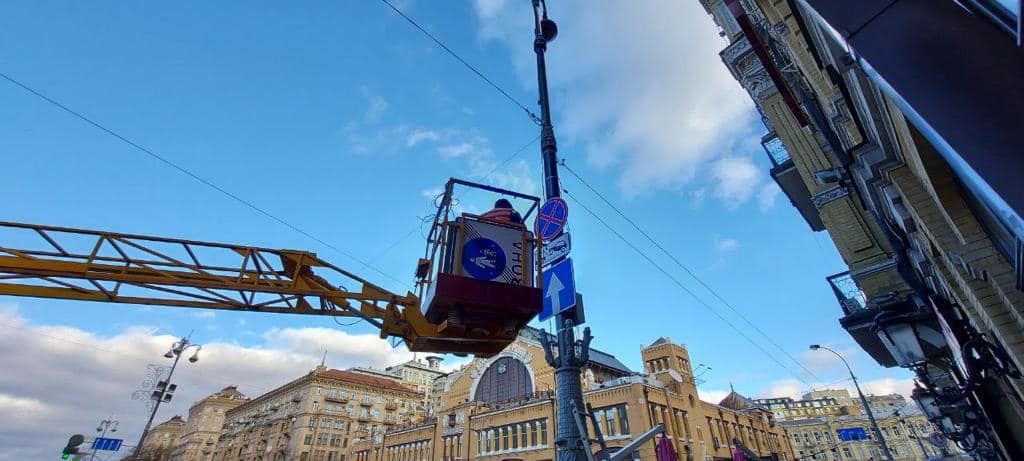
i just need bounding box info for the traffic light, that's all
[62,434,84,458]
[151,380,178,402]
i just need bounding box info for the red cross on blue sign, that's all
[535,197,568,241]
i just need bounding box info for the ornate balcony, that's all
[763,132,824,231]
[325,395,348,403]
[359,399,374,407]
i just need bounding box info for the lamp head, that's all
[540,18,558,42]
[188,345,202,363]
[810,344,821,350]
[164,350,175,359]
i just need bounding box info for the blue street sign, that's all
[836,428,868,442]
[535,197,568,241]
[539,258,576,321]
[92,437,124,451]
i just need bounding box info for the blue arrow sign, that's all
[539,258,576,321]
[92,437,124,451]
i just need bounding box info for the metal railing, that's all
[827,272,869,314]
[762,132,792,167]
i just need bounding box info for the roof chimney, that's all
[425,356,443,369]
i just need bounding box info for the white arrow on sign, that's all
[545,273,566,313]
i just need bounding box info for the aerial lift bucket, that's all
[412,178,544,356]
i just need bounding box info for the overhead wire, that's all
[338,134,540,330]
[360,134,540,266]
[0,71,408,292]
[559,160,827,386]
[376,0,542,126]
[0,321,158,364]
[561,187,816,389]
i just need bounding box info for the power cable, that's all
[0,71,408,291]
[561,187,815,389]
[0,321,158,364]
[559,161,827,386]
[360,134,540,266]
[376,0,542,126]
[338,135,540,330]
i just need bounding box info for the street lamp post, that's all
[90,417,119,461]
[132,335,201,458]
[529,1,593,460]
[810,344,894,461]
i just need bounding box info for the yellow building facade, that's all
[697,0,1024,457]
[781,409,953,461]
[209,366,422,461]
[169,385,249,461]
[136,415,187,461]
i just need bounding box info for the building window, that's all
[472,357,533,404]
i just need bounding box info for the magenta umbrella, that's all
[656,437,678,461]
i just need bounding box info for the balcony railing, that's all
[761,131,825,232]
[761,132,791,167]
[359,399,374,407]
[325,395,349,403]
[827,271,868,314]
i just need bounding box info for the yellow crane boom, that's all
[0,221,481,352]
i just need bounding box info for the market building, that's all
[697,0,1024,458]
[347,331,794,461]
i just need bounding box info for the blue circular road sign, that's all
[535,197,568,241]
[462,237,506,280]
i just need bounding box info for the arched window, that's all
[473,357,532,403]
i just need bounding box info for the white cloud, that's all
[193,311,216,319]
[803,346,861,376]
[421,187,444,201]
[699,388,730,405]
[437,142,475,159]
[757,182,780,211]
[711,157,761,208]
[473,0,758,197]
[407,129,442,147]
[404,126,539,196]
[713,237,739,253]
[859,377,915,398]
[756,378,806,399]
[362,87,389,123]
[0,307,415,460]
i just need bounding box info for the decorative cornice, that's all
[721,38,753,67]
[811,186,851,209]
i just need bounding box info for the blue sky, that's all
[0,1,915,457]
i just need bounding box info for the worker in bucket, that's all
[481,198,523,225]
